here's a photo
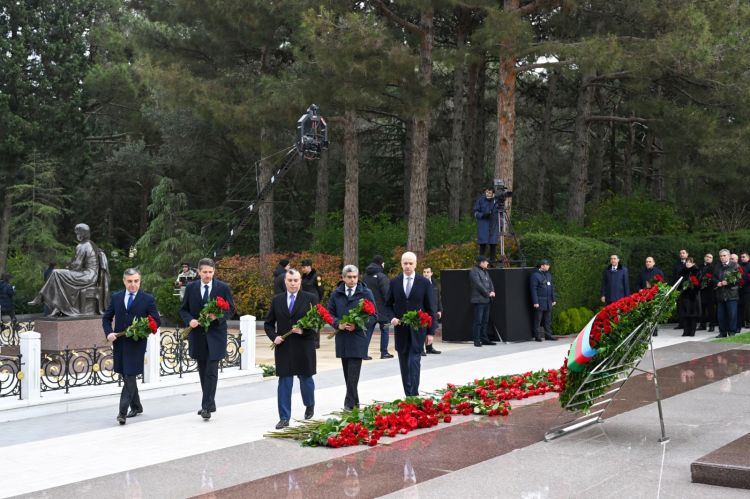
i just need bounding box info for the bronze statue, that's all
[29,223,110,317]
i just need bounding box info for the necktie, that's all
[288,293,295,313]
[405,276,413,297]
[126,293,134,310]
[611,267,616,272]
[203,284,209,304]
[347,288,352,298]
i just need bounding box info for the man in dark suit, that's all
[180,258,235,420]
[600,254,630,305]
[529,259,557,342]
[385,251,436,397]
[265,269,319,429]
[103,268,161,425]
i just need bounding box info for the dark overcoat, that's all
[264,290,319,377]
[301,269,324,300]
[327,282,375,359]
[714,261,740,302]
[529,269,556,311]
[363,263,390,322]
[472,196,500,245]
[384,274,436,355]
[102,290,161,376]
[677,267,702,318]
[601,264,630,304]
[637,266,665,290]
[179,279,236,361]
[0,280,14,310]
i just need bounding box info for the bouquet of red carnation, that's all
[181,296,231,339]
[272,304,335,349]
[682,274,700,290]
[327,298,376,339]
[116,315,159,341]
[400,309,432,330]
[700,272,713,289]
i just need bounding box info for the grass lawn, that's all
[714,331,750,344]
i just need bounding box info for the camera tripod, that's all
[497,208,526,268]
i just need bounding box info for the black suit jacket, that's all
[264,290,319,377]
[180,279,236,361]
[102,290,161,375]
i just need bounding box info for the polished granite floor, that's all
[7,330,750,499]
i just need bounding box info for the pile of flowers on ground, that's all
[558,281,677,410]
[266,370,562,448]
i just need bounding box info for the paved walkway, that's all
[2,325,749,498]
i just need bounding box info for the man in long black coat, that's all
[698,253,717,332]
[600,254,630,305]
[265,269,319,429]
[385,251,436,397]
[180,258,235,420]
[103,268,161,425]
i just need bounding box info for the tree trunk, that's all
[535,71,558,212]
[406,10,434,257]
[403,119,412,218]
[495,51,517,217]
[314,149,329,235]
[447,12,468,224]
[622,121,635,195]
[0,187,12,275]
[567,74,594,224]
[258,127,274,256]
[589,126,609,205]
[343,110,359,266]
[462,57,482,218]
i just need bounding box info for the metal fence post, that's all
[19,331,41,401]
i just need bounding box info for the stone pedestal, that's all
[34,316,107,351]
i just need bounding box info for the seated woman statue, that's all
[29,223,101,316]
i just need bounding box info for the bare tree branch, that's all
[370,0,423,35]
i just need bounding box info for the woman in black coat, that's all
[327,265,376,411]
[678,258,702,337]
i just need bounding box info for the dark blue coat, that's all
[179,279,235,361]
[637,266,665,290]
[0,280,14,310]
[601,265,630,304]
[472,196,500,245]
[102,290,161,376]
[264,290,319,377]
[327,282,375,359]
[529,269,556,311]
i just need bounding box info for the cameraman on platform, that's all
[473,182,511,266]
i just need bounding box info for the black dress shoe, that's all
[482,340,496,346]
[364,356,373,360]
[275,419,289,430]
[200,409,211,420]
[426,346,441,354]
[304,405,314,420]
[126,409,143,418]
[535,337,542,342]
[708,326,715,332]
[697,324,707,331]
[715,333,727,338]
[545,335,558,341]
[117,414,126,425]
[474,342,482,347]
[420,350,427,356]
[381,352,394,359]
[197,406,216,415]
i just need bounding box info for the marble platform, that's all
[692,433,750,490]
[35,316,107,351]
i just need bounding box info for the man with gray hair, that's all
[102,268,161,425]
[384,251,436,397]
[714,249,740,338]
[327,265,376,410]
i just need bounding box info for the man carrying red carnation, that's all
[180,258,236,420]
[103,268,161,425]
[327,264,377,411]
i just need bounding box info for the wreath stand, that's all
[544,280,682,443]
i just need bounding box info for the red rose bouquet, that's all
[700,272,713,289]
[272,304,335,349]
[116,315,159,341]
[400,309,433,330]
[181,296,231,339]
[682,274,700,290]
[327,298,376,339]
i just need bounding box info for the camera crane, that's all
[212,105,329,258]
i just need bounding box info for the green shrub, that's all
[152,280,183,325]
[552,309,572,335]
[585,194,687,238]
[522,232,621,313]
